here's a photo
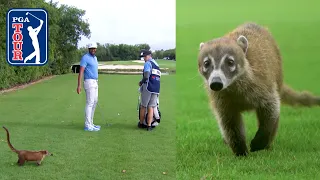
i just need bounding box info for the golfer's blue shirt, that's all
[80,53,98,80]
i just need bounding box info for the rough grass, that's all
[0,74,175,180]
[176,0,320,179]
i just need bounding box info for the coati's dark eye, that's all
[204,60,211,68]
[226,58,235,66]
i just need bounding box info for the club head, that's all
[26,12,29,15]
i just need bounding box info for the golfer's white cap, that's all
[87,42,97,49]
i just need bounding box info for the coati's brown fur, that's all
[3,126,53,166]
[197,22,320,156]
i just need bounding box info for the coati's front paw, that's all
[230,142,249,156]
[235,151,248,156]
[250,137,269,152]
[234,147,248,156]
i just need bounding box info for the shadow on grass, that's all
[100,122,152,131]
[194,134,320,159]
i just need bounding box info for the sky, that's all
[53,0,176,51]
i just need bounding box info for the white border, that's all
[7,8,48,66]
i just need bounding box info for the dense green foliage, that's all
[78,43,176,61]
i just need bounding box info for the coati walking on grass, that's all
[3,126,53,166]
[197,22,320,156]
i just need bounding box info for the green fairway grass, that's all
[0,74,175,180]
[176,0,320,179]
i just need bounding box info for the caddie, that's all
[137,49,161,131]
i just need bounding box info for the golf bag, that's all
[137,91,161,127]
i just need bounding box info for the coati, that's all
[197,22,320,156]
[2,126,53,166]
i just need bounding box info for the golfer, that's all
[138,49,161,131]
[76,42,101,132]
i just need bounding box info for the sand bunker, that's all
[98,64,169,70]
[132,60,144,63]
[98,64,144,70]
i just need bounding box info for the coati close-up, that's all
[197,22,320,156]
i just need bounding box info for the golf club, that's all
[96,102,112,127]
[26,12,41,21]
[137,87,141,111]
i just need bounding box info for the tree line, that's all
[0,0,175,90]
[78,43,175,61]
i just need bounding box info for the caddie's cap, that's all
[139,49,152,57]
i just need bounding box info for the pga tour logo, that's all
[6,8,48,66]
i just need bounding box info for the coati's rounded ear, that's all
[199,42,205,50]
[237,35,248,54]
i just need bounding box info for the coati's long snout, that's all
[210,77,223,91]
[207,69,232,92]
